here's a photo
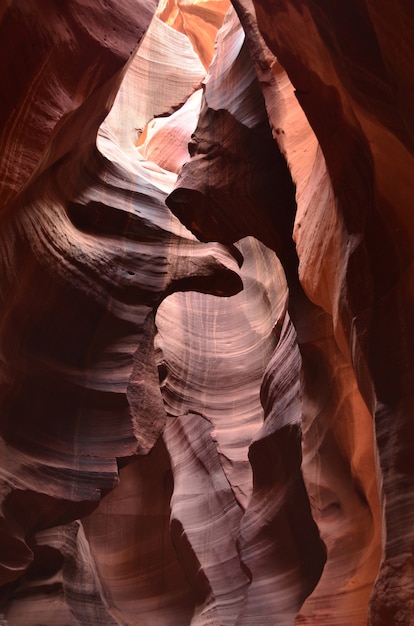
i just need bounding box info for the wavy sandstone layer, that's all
[1,1,413,625]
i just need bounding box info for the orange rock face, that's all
[1,1,413,624]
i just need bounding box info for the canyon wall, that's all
[1,1,413,624]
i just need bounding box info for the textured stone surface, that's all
[241,2,414,623]
[1,0,414,624]
[0,2,241,620]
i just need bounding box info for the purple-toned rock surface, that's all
[1,1,414,624]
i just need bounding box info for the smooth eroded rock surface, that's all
[1,0,414,624]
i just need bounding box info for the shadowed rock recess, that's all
[1,0,413,624]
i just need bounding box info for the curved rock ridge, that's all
[0,0,157,209]
[156,236,287,509]
[165,6,327,623]
[0,109,242,586]
[167,3,382,625]
[242,1,414,623]
[4,521,118,626]
[77,230,287,622]
[227,3,382,623]
[103,14,205,157]
[1,0,413,624]
[82,438,196,626]
[0,0,244,616]
[137,89,204,174]
[167,7,298,259]
[164,412,249,626]
[235,313,326,625]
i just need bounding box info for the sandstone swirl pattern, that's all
[1,2,414,626]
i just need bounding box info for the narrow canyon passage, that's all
[1,1,414,625]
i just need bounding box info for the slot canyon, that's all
[1,1,414,624]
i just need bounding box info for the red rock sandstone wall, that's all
[1,1,413,624]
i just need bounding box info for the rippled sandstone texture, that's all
[1,0,413,625]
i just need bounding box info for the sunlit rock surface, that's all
[0,2,241,621]
[1,0,414,624]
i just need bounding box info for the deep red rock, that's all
[1,0,414,624]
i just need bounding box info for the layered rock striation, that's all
[1,1,413,624]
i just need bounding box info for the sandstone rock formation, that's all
[1,1,413,624]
